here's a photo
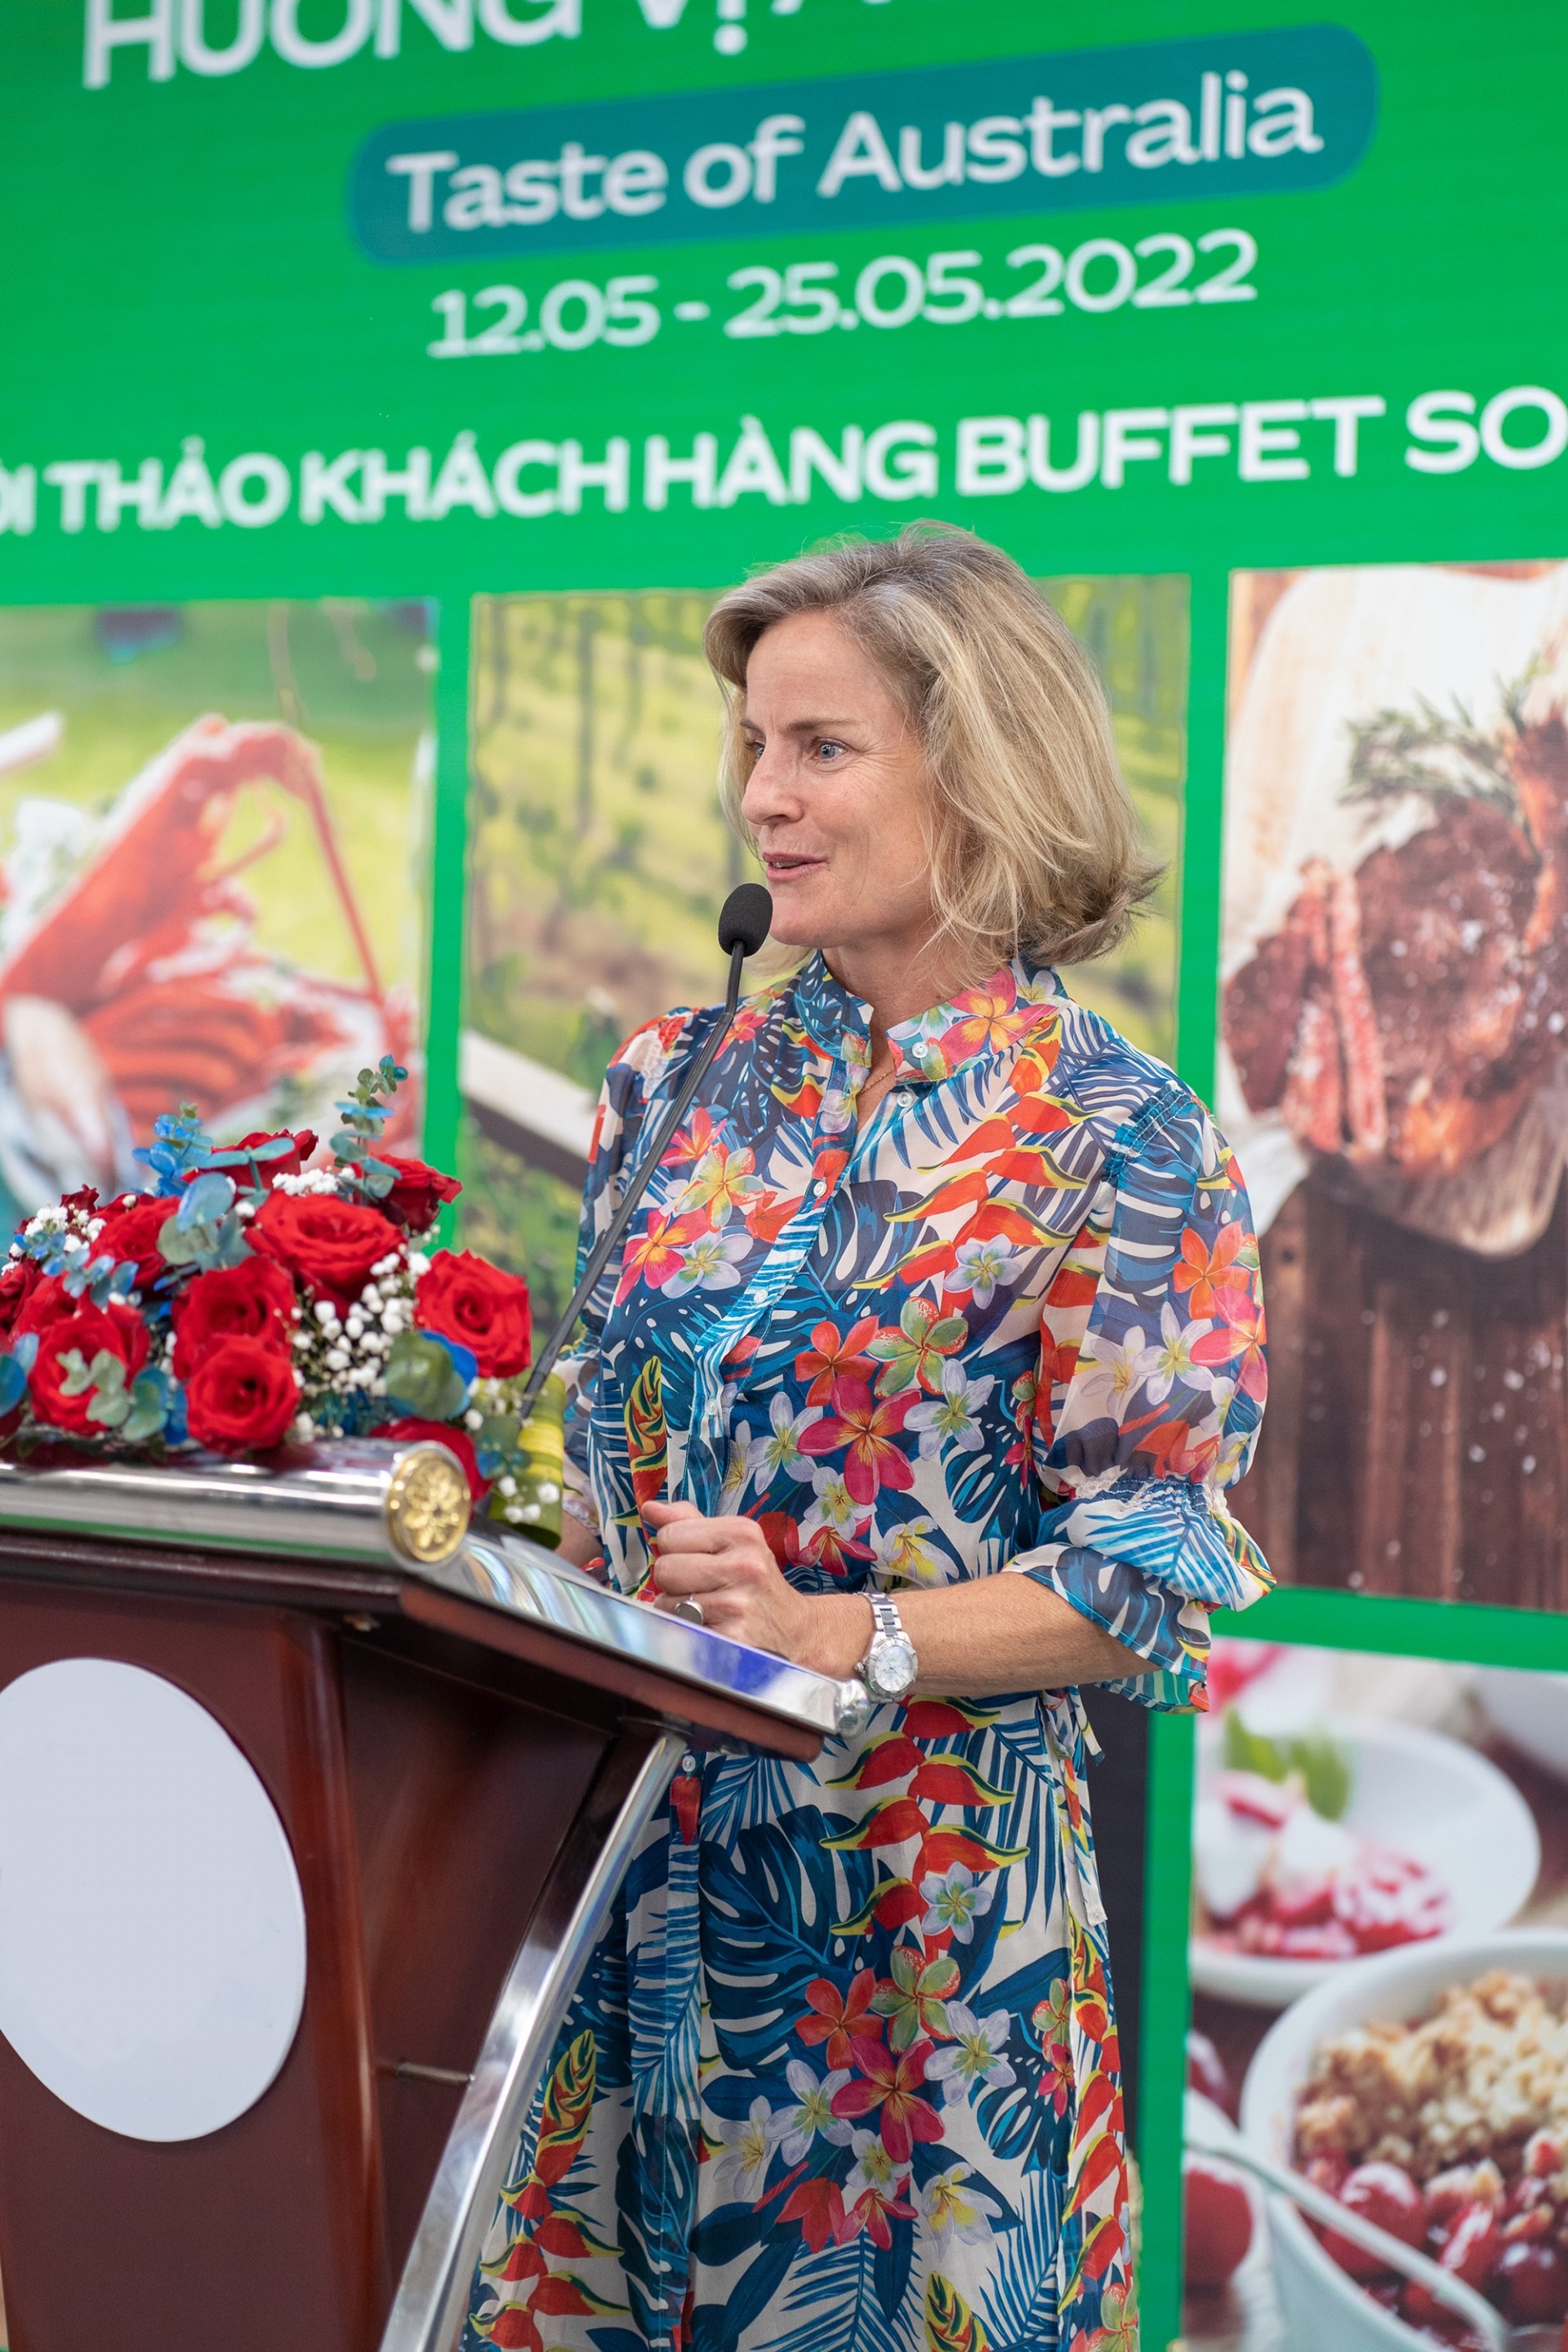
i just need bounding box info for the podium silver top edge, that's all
[0,1447,861,1740]
[431,1530,858,1741]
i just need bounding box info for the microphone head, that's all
[718,882,773,959]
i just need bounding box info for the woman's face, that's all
[739,611,939,961]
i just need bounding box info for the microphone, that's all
[515,882,773,1423]
[718,881,773,960]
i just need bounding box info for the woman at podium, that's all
[466,527,1272,2352]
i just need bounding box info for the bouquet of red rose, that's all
[0,1058,565,1544]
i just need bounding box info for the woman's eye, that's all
[816,739,848,762]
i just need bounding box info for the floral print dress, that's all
[465,953,1272,2352]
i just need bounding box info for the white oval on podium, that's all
[0,1657,307,2141]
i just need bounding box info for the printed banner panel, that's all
[1184,1633,1568,2351]
[0,599,435,1227]
[1223,560,1568,1612]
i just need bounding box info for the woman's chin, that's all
[763,895,836,950]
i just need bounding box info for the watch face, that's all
[867,1634,918,1699]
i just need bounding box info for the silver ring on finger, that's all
[671,1596,706,1627]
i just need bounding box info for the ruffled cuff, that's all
[1004,1474,1273,1714]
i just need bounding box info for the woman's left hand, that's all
[644,1500,867,1672]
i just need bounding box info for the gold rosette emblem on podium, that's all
[384,1446,471,1566]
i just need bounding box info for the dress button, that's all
[893,1089,914,1110]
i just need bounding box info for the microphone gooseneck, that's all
[515,882,773,1423]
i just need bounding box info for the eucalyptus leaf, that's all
[121,1372,172,1444]
[206,1136,294,1166]
[178,1171,234,1231]
[0,1353,29,1414]
[383,1331,467,1421]
[157,1212,203,1267]
[56,1348,93,1398]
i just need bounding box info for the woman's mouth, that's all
[762,853,826,880]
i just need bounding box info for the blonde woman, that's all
[466,528,1271,2352]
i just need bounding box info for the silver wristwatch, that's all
[857,1592,919,1702]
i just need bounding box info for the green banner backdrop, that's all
[3,4,1566,2345]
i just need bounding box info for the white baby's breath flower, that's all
[464,1408,483,1430]
[314,1300,337,1326]
[498,1475,517,1497]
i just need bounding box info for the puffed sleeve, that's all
[1001,1078,1273,1710]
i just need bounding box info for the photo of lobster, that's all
[1219,562,1568,1612]
[0,600,430,1229]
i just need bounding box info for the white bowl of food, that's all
[1241,1931,1568,2351]
[1192,1717,1540,2008]
[1476,1668,1568,1781]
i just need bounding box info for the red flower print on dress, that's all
[794,1314,880,1404]
[778,2176,848,2254]
[943,971,1032,1061]
[831,2036,945,2165]
[1192,1293,1267,1404]
[1033,1980,1074,2118]
[796,1379,917,1503]
[613,1209,706,1303]
[797,1971,881,2071]
[1172,1220,1253,1318]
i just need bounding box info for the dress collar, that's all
[789,951,1065,1084]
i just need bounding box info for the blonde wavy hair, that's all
[702,523,1160,978]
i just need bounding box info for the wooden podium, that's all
[0,1443,852,2352]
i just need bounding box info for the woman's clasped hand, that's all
[644,1497,872,1675]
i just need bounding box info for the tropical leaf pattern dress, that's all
[464,952,1272,2352]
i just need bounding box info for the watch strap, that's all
[856,1591,916,1695]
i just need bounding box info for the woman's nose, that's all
[740,741,799,829]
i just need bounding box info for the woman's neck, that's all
[822,934,978,1049]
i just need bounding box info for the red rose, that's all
[378,1417,487,1502]
[185,1337,300,1454]
[370,1154,462,1233]
[248,1191,402,1310]
[95,1195,173,1293]
[416,1250,531,1379]
[0,1256,45,1341]
[171,1258,296,1385]
[234,1129,318,1185]
[16,1276,82,1342]
[60,1186,101,1220]
[30,1299,150,1435]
